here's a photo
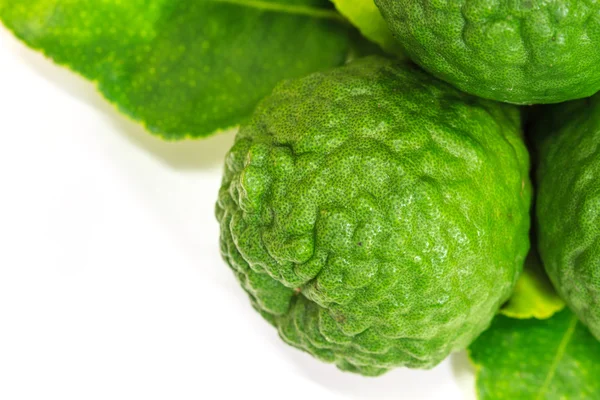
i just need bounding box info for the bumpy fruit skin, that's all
[375,0,600,104]
[535,94,600,340]
[216,56,531,376]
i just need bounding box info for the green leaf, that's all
[0,0,353,140]
[500,249,565,320]
[330,0,403,57]
[470,309,600,400]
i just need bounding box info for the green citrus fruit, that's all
[216,56,532,376]
[535,94,600,340]
[375,0,600,104]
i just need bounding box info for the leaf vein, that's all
[205,0,345,21]
[535,315,578,400]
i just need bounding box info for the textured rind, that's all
[375,0,600,104]
[216,56,532,375]
[535,94,600,340]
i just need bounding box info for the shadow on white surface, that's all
[5,29,235,171]
[110,116,236,171]
[451,351,477,400]
[235,298,478,400]
[217,269,479,400]
[210,263,467,399]
[276,342,462,399]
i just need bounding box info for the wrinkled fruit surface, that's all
[216,56,532,376]
[375,0,600,104]
[535,94,600,340]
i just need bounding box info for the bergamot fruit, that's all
[216,56,532,376]
[535,94,600,340]
[375,0,600,104]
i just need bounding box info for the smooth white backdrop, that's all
[0,27,476,400]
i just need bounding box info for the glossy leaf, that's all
[0,0,353,139]
[470,309,600,400]
[330,0,403,57]
[500,249,565,320]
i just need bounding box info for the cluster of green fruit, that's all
[217,1,600,376]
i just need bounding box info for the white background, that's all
[0,27,476,400]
